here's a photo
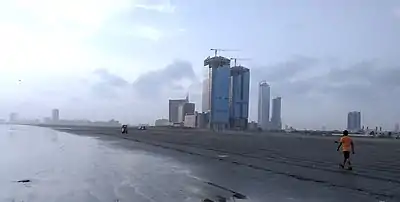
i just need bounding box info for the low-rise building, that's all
[184,115,196,128]
[196,112,209,129]
[155,119,170,126]
[178,102,195,123]
[247,121,258,130]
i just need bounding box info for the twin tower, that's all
[202,56,250,130]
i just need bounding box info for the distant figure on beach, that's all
[337,130,355,170]
[121,125,128,134]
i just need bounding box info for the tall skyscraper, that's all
[347,111,361,131]
[271,97,282,130]
[203,56,231,130]
[257,81,270,130]
[52,109,60,122]
[169,96,188,123]
[202,76,210,112]
[229,65,250,129]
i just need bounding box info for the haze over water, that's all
[0,125,206,202]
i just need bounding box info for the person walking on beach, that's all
[337,130,355,170]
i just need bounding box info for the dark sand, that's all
[47,125,400,202]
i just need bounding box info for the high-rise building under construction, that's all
[229,65,250,129]
[203,56,231,130]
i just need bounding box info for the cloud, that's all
[73,60,197,123]
[291,60,400,98]
[4,54,400,128]
[394,7,400,18]
[135,0,175,13]
[126,25,185,42]
[85,56,399,128]
[250,57,400,129]
[20,60,197,123]
[252,56,319,83]
[90,68,130,99]
[93,68,129,87]
[0,0,139,77]
[7,0,135,32]
[132,60,197,99]
[129,25,164,41]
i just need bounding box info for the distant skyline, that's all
[1,0,400,129]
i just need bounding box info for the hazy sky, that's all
[0,0,399,129]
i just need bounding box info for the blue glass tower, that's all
[203,56,231,130]
[229,66,250,129]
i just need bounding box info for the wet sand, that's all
[43,125,400,202]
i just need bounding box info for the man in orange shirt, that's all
[337,130,355,170]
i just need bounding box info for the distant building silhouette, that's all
[271,97,282,130]
[229,65,250,130]
[202,76,210,113]
[196,112,209,129]
[9,113,18,123]
[169,97,188,123]
[347,111,361,131]
[257,81,270,130]
[178,102,195,123]
[155,119,170,126]
[395,123,399,132]
[52,109,60,122]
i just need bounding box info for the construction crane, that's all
[230,57,251,66]
[210,48,239,57]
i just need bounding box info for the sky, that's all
[0,0,399,129]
